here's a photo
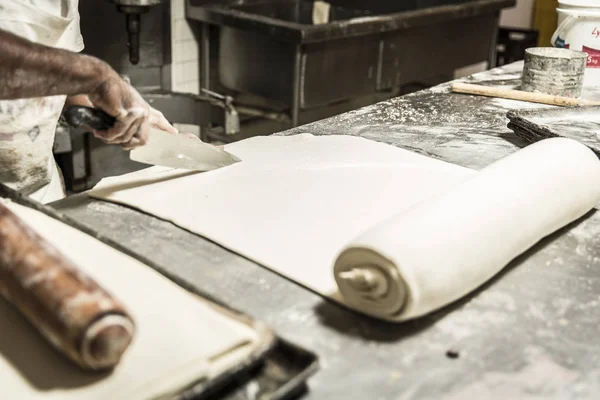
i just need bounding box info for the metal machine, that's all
[106,0,163,65]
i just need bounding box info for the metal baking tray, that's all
[0,184,318,400]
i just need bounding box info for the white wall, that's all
[454,0,537,78]
[170,0,200,94]
[500,0,535,29]
[170,0,201,134]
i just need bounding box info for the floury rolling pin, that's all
[0,201,135,370]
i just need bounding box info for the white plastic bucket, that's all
[557,1,600,24]
[553,1,600,85]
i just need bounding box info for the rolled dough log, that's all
[89,134,600,322]
[0,200,269,400]
[334,138,600,320]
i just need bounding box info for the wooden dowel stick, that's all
[451,82,600,107]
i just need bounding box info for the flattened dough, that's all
[90,134,473,312]
[89,135,600,322]
[0,200,269,400]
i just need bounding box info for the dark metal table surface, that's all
[53,62,600,399]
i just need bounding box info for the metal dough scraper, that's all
[129,128,240,170]
[63,106,240,171]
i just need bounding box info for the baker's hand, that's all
[148,106,178,137]
[66,93,178,143]
[86,74,177,150]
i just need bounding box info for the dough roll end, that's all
[333,248,408,321]
[0,202,135,371]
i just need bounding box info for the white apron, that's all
[0,0,84,204]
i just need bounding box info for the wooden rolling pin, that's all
[451,82,600,107]
[0,202,134,371]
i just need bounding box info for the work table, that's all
[53,62,600,399]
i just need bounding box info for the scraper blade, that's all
[62,106,240,171]
[130,128,241,171]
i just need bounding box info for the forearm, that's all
[0,29,115,100]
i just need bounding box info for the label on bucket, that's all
[555,36,567,48]
[583,45,600,68]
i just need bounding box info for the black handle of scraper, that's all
[63,106,116,131]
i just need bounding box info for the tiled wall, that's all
[170,0,200,134]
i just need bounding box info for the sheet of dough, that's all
[90,135,600,322]
[90,134,474,308]
[90,135,600,321]
[0,201,267,400]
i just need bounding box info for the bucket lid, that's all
[559,0,600,7]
